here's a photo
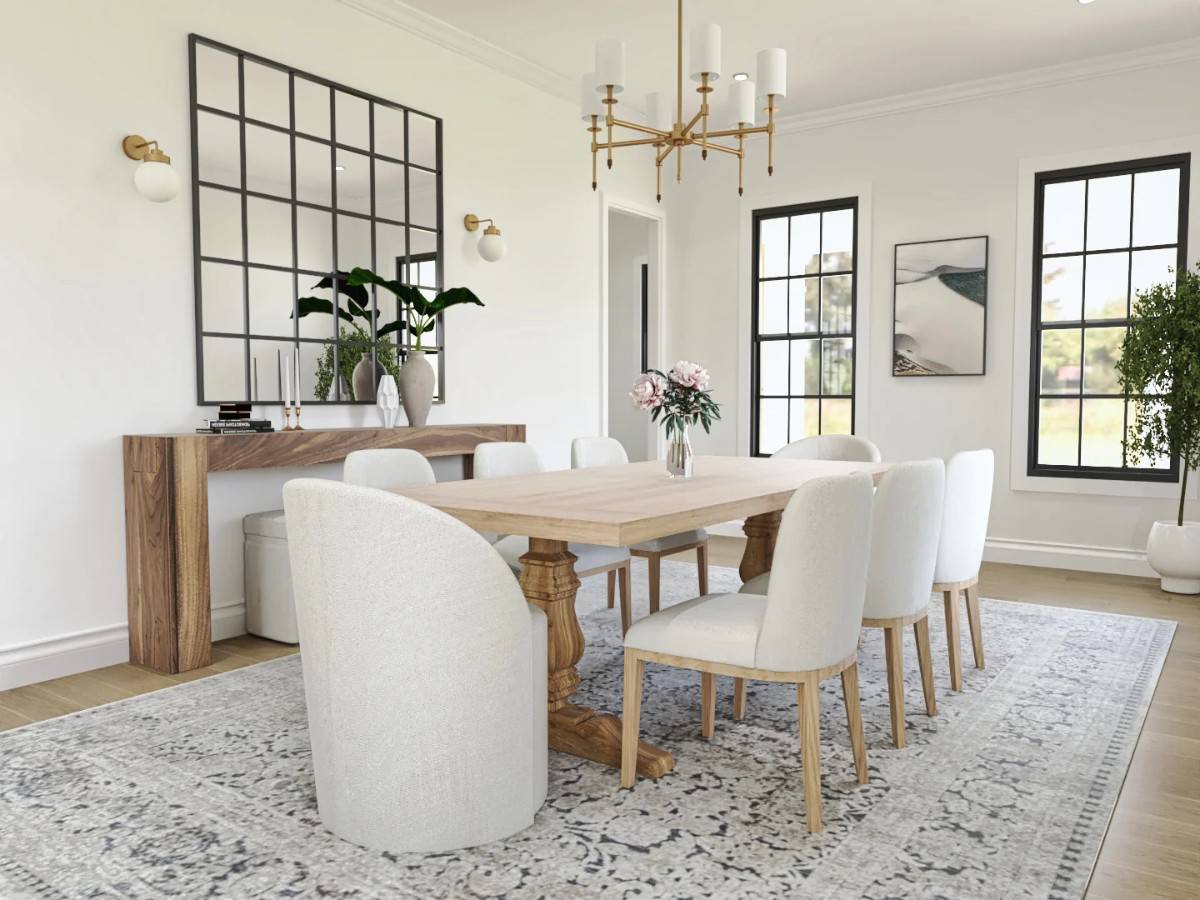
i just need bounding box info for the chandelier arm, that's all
[681,108,706,138]
[689,139,740,157]
[609,117,672,139]
[595,137,667,150]
[656,143,675,165]
[703,125,771,139]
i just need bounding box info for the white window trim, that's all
[736,182,873,457]
[1010,135,1200,498]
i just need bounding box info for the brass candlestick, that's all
[283,406,293,431]
[294,407,305,431]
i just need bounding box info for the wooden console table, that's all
[122,424,525,674]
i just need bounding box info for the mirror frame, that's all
[188,34,445,405]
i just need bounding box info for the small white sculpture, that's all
[377,374,401,428]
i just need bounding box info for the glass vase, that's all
[666,426,693,479]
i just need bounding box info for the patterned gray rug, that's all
[0,562,1174,899]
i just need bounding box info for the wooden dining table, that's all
[394,455,888,779]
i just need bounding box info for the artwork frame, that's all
[892,235,988,377]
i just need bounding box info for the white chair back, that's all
[571,436,629,468]
[773,434,881,463]
[281,478,544,851]
[755,472,874,672]
[474,442,543,479]
[864,460,945,620]
[343,448,436,491]
[933,449,994,584]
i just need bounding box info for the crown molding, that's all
[335,0,577,103]
[774,38,1200,136]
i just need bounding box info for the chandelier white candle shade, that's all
[594,38,626,92]
[645,92,672,132]
[580,72,605,120]
[730,79,756,127]
[689,24,721,80]
[755,48,787,98]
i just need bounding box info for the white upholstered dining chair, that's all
[860,459,945,748]
[772,434,882,463]
[621,472,874,833]
[571,436,709,620]
[476,442,635,634]
[343,448,436,490]
[282,478,547,852]
[933,448,994,691]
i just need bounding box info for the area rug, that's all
[0,562,1174,899]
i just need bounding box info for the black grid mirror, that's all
[189,34,445,405]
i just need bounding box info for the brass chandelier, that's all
[583,0,787,201]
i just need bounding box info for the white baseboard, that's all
[982,537,1154,578]
[212,603,247,641]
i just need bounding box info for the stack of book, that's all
[197,403,275,434]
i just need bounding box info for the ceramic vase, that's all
[1146,520,1200,594]
[665,425,693,478]
[376,374,400,428]
[352,356,384,403]
[398,350,435,427]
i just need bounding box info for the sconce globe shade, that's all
[134,159,179,202]
[477,231,507,262]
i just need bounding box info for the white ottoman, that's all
[243,509,298,644]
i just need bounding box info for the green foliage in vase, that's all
[1116,262,1200,525]
[312,325,402,402]
[346,267,484,351]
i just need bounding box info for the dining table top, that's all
[392,455,888,546]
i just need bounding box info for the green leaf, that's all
[346,266,428,313]
[427,286,485,315]
[294,297,356,323]
[310,272,371,315]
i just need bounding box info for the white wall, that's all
[0,0,651,686]
[607,210,652,460]
[665,57,1200,570]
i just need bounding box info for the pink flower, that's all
[670,360,710,390]
[629,372,667,410]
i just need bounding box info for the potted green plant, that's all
[1116,262,1200,593]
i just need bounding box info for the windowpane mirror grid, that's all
[751,198,858,456]
[1028,154,1188,481]
[190,35,444,405]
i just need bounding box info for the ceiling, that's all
[395,0,1200,115]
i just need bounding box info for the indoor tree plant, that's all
[630,360,721,478]
[1116,261,1200,593]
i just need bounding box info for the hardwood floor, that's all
[1,538,1196,896]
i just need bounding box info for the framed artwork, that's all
[893,235,988,376]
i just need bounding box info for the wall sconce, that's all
[464,213,506,262]
[122,134,180,202]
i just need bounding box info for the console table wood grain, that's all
[122,424,525,674]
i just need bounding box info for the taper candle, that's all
[294,349,301,408]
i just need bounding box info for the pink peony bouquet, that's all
[630,360,721,438]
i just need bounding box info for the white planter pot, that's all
[1146,520,1200,594]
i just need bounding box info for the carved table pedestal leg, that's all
[739,510,782,582]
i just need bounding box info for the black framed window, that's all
[1029,154,1189,480]
[751,198,858,456]
[189,34,444,405]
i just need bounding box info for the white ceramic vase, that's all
[376,374,400,428]
[1146,520,1200,594]
[398,350,435,427]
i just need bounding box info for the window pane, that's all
[789,213,820,275]
[822,338,853,395]
[295,137,331,207]
[788,398,819,441]
[790,339,819,395]
[1041,256,1082,322]
[247,266,294,337]
[200,261,244,334]
[758,280,787,334]
[294,78,331,140]
[1042,180,1084,254]
[1083,326,1125,394]
[1133,168,1180,247]
[822,399,852,435]
[758,399,787,455]
[1083,252,1129,320]
[1038,398,1079,466]
[1040,329,1081,394]
[202,336,247,401]
[758,217,787,278]
[788,277,819,333]
[1081,398,1125,468]
[759,341,787,395]
[1085,174,1131,251]
[335,91,370,151]
[821,208,854,272]
[821,275,853,334]
[1130,248,1178,304]
[244,61,289,128]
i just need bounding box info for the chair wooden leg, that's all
[883,625,906,749]
[840,662,868,785]
[606,570,616,609]
[913,616,937,717]
[647,554,662,614]
[944,589,963,692]
[732,677,746,721]
[797,680,823,833]
[701,672,716,739]
[696,541,709,595]
[965,583,985,669]
[621,650,645,788]
[618,564,632,636]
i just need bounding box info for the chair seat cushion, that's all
[491,535,630,574]
[738,572,770,595]
[630,528,707,554]
[624,592,767,668]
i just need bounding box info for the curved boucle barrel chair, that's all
[282,478,547,852]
